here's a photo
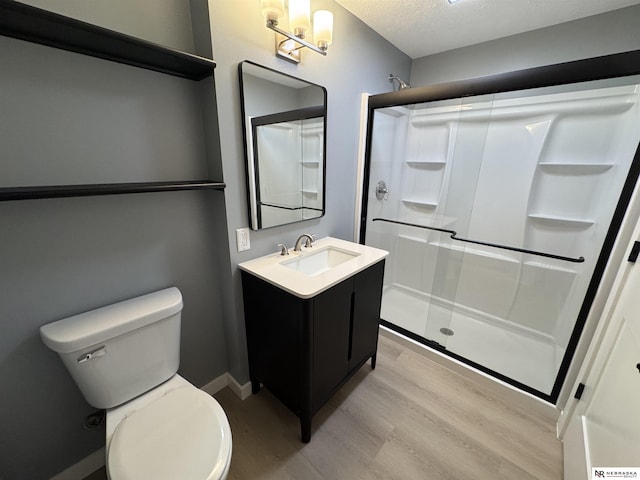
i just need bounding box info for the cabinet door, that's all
[349,260,385,371]
[313,278,352,409]
[242,271,305,413]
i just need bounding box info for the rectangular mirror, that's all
[239,61,327,230]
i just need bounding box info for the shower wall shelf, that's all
[402,199,438,208]
[0,2,223,202]
[406,161,446,167]
[0,1,216,80]
[427,241,520,263]
[524,260,577,274]
[537,163,615,173]
[0,181,226,202]
[527,214,595,227]
[397,234,428,244]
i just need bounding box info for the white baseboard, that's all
[50,447,105,480]
[226,373,253,400]
[201,372,252,400]
[380,326,560,422]
[200,372,230,396]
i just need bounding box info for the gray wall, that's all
[0,2,230,479]
[410,5,640,86]
[243,73,306,117]
[0,0,410,477]
[20,0,196,53]
[208,0,412,383]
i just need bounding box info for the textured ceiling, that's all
[334,0,640,59]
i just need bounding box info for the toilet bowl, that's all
[106,375,232,480]
[39,287,232,480]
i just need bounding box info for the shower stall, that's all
[360,51,640,402]
[252,111,324,228]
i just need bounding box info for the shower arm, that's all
[388,74,410,90]
[372,217,585,263]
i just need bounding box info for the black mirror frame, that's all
[238,60,328,230]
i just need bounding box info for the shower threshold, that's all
[380,284,559,395]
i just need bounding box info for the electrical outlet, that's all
[236,228,250,252]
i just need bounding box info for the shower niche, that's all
[361,52,640,402]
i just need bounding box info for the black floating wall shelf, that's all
[0,181,227,202]
[0,2,223,202]
[0,1,216,80]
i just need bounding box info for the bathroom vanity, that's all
[239,237,387,442]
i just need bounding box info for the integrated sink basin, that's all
[238,236,389,299]
[281,246,360,276]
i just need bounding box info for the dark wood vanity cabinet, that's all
[241,260,385,442]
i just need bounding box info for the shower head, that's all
[389,74,410,91]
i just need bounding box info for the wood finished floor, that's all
[214,335,563,480]
[83,335,562,480]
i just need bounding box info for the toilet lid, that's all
[108,387,231,480]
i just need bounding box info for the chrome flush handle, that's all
[77,346,106,364]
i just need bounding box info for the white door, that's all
[563,237,640,478]
[584,304,640,467]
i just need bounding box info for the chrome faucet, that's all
[277,243,289,256]
[294,233,314,252]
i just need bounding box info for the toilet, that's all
[39,287,232,480]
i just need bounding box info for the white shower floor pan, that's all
[381,284,558,394]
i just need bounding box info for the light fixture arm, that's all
[266,19,327,56]
[278,37,306,54]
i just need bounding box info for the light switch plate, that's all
[236,228,250,252]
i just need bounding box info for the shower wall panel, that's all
[256,118,324,227]
[365,107,409,290]
[300,118,324,214]
[256,123,301,207]
[365,77,640,395]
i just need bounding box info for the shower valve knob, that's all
[376,181,390,201]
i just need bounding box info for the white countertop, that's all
[238,236,389,299]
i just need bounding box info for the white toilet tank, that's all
[40,287,183,409]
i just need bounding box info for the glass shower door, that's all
[364,101,453,347]
[364,95,495,350]
[438,90,565,393]
[417,95,495,347]
[363,74,640,399]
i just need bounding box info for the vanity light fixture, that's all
[260,0,333,64]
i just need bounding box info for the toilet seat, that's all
[107,387,232,480]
